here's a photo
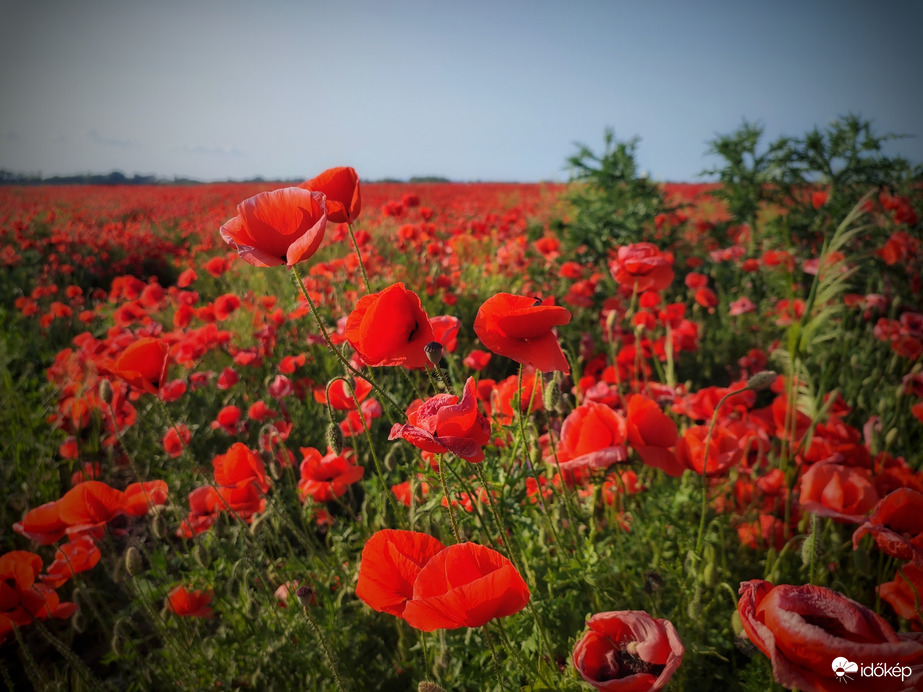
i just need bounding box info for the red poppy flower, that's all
[489,369,545,425]
[473,293,571,373]
[345,283,435,369]
[626,395,682,477]
[121,481,169,516]
[0,551,77,643]
[166,585,214,618]
[296,446,364,502]
[879,562,923,624]
[355,529,447,617]
[389,377,492,463]
[738,579,923,691]
[677,425,742,476]
[798,461,878,524]
[39,537,101,588]
[301,167,361,224]
[463,349,492,371]
[220,187,327,267]
[852,488,923,564]
[608,243,674,293]
[162,423,191,458]
[56,481,126,529]
[212,443,270,493]
[555,402,628,480]
[13,501,68,545]
[313,377,373,411]
[572,610,684,691]
[110,337,170,395]
[431,314,461,353]
[401,542,530,631]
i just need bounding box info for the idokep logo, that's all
[831,656,913,684]
[831,657,858,682]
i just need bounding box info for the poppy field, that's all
[2,118,923,691]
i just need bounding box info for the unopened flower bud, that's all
[424,341,444,366]
[99,379,114,405]
[543,376,561,411]
[326,422,344,455]
[124,546,143,576]
[418,683,448,692]
[746,370,778,392]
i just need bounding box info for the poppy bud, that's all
[746,370,778,391]
[424,341,444,365]
[193,543,210,569]
[99,379,114,405]
[543,375,561,411]
[124,546,143,577]
[418,683,447,692]
[326,422,344,455]
[110,617,131,657]
[800,531,818,568]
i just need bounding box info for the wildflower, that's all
[345,283,435,368]
[473,293,571,373]
[300,166,361,224]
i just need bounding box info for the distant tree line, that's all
[0,169,454,185]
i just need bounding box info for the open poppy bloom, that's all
[110,337,170,395]
[473,293,571,373]
[0,551,77,643]
[345,283,435,368]
[296,446,364,502]
[301,166,361,224]
[554,402,629,481]
[39,536,101,588]
[608,243,674,293]
[220,187,327,267]
[389,377,491,463]
[738,579,923,691]
[625,395,682,477]
[166,585,214,618]
[852,488,923,564]
[212,443,270,493]
[355,529,447,617]
[798,460,878,524]
[572,610,684,691]
[400,542,530,631]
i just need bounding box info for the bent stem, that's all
[290,264,403,417]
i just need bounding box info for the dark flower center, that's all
[596,644,665,681]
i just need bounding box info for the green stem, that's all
[346,222,372,294]
[437,455,461,543]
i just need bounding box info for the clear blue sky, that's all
[2,0,921,182]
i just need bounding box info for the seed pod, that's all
[424,341,444,366]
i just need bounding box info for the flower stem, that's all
[346,222,372,294]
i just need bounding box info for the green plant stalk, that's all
[437,454,461,543]
[291,264,404,417]
[346,221,372,294]
[300,598,347,692]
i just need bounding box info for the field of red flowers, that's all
[2,126,922,691]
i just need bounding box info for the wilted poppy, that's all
[572,610,684,691]
[737,579,923,691]
[355,529,446,617]
[473,293,571,373]
[389,377,491,463]
[345,283,435,369]
[301,166,361,224]
[110,337,170,395]
[401,542,530,631]
[166,585,214,618]
[220,187,327,267]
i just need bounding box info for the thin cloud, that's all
[88,129,136,147]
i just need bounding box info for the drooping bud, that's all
[424,341,444,366]
[296,585,316,609]
[326,421,344,455]
[543,375,561,411]
[124,546,143,577]
[746,370,778,392]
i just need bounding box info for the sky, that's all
[1,0,921,183]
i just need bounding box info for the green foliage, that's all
[564,129,671,263]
